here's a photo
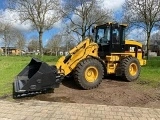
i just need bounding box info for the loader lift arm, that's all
[56,38,100,76]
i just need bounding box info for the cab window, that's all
[112,28,119,44]
[96,27,110,45]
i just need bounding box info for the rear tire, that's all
[74,58,104,89]
[121,57,141,82]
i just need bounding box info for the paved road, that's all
[0,100,160,120]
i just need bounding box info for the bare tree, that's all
[63,0,112,40]
[0,22,15,56]
[46,34,62,56]
[28,38,39,52]
[8,0,64,56]
[62,35,76,51]
[151,31,160,42]
[123,0,160,59]
[63,26,82,43]
[14,30,26,55]
[149,31,160,55]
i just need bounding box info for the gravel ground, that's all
[14,77,160,109]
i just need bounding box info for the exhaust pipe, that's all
[13,58,63,98]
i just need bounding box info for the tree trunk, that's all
[146,32,151,60]
[4,33,7,56]
[50,49,53,56]
[39,31,43,56]
[4,45,7,56]
[20,48,22,56]
[82,34,85,40]
[82,27,85,41]
[56,51,57,56]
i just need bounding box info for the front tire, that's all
[74,58,104,89]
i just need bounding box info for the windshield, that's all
[96,27,110,44]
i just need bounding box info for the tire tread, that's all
[74,58,104,89]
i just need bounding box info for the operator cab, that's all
[93,23,127,59]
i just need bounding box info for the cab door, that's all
[110,26,125,53]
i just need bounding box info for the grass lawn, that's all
[0,55,159,97]
[138,57,160,87]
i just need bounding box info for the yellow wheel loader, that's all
[13,23,146,97]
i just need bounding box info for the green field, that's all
[138,57,160,87]
[0,56,160,97]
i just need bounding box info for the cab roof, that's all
[95,22,128,28]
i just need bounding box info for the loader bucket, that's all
[13,58,63,98]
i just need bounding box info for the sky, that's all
[0,0,149,47]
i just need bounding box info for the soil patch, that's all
[13,78,160,108]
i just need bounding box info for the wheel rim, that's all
[85,66,98,82]
[129,63,137,76]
